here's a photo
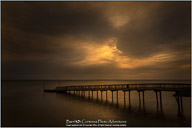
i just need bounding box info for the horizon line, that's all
[2,79,191,81]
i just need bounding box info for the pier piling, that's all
[129,91,131,106]
[101,91,103,100]
[143,91,145,109]
[117,91,118,104]
[180,96,183,112]
[124,91,126,104]
[159,91,163,111]
[155,91,159,110]
[92,91,93,99]
[45,83,190,115]
[138,91,141,109]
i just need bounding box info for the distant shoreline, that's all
[2,79,191,81]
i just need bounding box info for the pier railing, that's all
[56,83,190,92]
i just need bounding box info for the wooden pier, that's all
[44,83,191,115]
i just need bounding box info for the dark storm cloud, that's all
[2,1,191,80]
[2,2,114,64]
[2,2,113,37]
[116,2,191,58]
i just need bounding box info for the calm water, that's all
[2,80,191,126]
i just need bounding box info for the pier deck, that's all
[44,83,191,115]
[54,83,190,94]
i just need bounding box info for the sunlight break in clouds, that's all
[75,38,174,69]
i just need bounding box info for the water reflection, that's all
[2,81,190,127]
[53,91,189,127]
[54,91,165,118]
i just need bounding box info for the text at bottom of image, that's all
[66,119,127,127]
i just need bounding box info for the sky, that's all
[2,1,191,80]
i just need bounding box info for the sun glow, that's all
[75,38,174,69]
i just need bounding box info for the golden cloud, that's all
[74,38,174,69]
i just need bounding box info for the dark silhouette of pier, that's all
[44,83,191,115]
